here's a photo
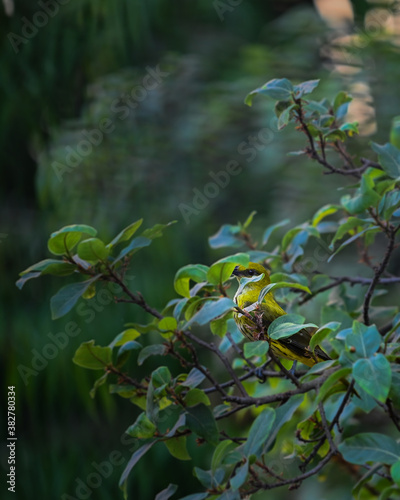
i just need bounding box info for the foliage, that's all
[19,78,400,499]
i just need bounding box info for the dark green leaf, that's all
[268,314,317,340]
[294,79,319,98]
[243,408,276,458]
[16,271,42,290]
[328,226,379,263]
[316,367,351,403]
[262,219,290,247]
[183,368,206,389]
[245,78,294,106]
[113,236,151,264]
[310,322,340,353]
[137,344,167,366]
[184,298,235,328]
[208,224,243,249]
[339,433,400,465]
[19,259,77,277]
[259,282,311,304]
[50,276,100,319]
[230,460,249,490]
[371,142,400,179]
[353,354,391,403]
[391,460,400,487]
[89,372,109,398]
[243,341,269,358]
[345,322,381,358]
[186,404,219,446]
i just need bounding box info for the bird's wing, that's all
[279,326,331,362]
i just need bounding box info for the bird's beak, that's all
[231,266,240,277]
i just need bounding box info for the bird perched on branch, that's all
[232,262,330,367]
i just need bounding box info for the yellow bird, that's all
[232,263,330,367]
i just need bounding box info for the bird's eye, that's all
[248,269,257,276]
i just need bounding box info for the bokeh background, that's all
[2,0,400,498]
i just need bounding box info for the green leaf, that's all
[324,129,347,142]
[77,238,109,262]
[178,494,208,500]
[345,322,381,358]
[50,276,100,319]
[164,437,191,461]
[262,219,290,247]
[341,175,382,215]
[371,142,400,179]
[328,226,379,263]
[258,282,311,304]
[186,404,219,446]
[340,122,359,136]
[182,368,206,389]
[137,344,167,366]
[211,440,236,472]
[174,264,209,298]
[230,460,249,490]
[333,91,352,118]
[312,205,341,228]
[243,341,269,358]
[73,340,112,370]
[107,219,143,248]
[278,103,296,130]
[330,217,368,248]
[339,433,400,465]
[19,259,77,277]
[184,298,235,328]
[316,367,351,403]
[158,317,178,333]
[210,313,231,337]
[268,315,317,341]
[391,460,400,487]
[117,341,142,366]
[245,78,294,106]
[109,329,141,349]
[193,467,224,489]
[154,484,178,500]
[243,211,257,229]
[119,441,155,487]
[47,224,97,255]
[309,322,340,353]
[141,221,176,240]
[243,407,276,458]
[262,394,304,453]
[113,236,151,264]
[208,224,243,249]
[207,253,249,286]
[126,412,156,438]
[89,372,109,398]
[15,272,42,290]
[184,389,211,407]
[353,354,391,403]
[294,79,319,98]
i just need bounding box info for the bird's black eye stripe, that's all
[247,269,259,276]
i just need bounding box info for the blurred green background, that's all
[2,0,400,498]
